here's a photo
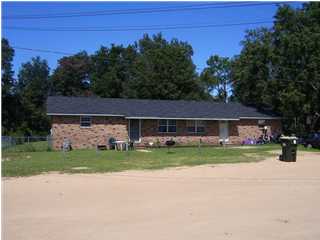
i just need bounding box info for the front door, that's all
[219,121,229,143]
[129,119,141,142]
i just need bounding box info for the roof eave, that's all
[239,116,282,120]
[46,113,281,120]
[47,113,125,117]
[125,116,240,120]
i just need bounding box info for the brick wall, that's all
[51,116,128,150]
[139,119,282,146]
[51,116,281,149]
[229,119,282,144]
[140,120,220,146]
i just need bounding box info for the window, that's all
[158,119,167,133]
[196,120,205,133]
[258,119,266,129]
[187,121,196,133]
[187,120,205,133]
[80,116,92,128]
[158,119,176,133]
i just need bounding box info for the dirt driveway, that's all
[3,151,320,240]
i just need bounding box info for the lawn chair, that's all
[128,140,135,151]
[165,139,175,153]
[108,137,116,150]
[62,138,72,152]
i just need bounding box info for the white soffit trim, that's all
[239,117,282,120]
[47,114,280,120]
[47,113,124,117]
[125,117,240,121]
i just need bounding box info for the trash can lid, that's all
[280,136,298,140]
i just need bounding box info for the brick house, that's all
[47,96,282,150]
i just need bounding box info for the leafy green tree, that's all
[90,33,207,100]
[272,2,320,133]
[17,57,50,134]
[129,33,205,100]
[1,38,19,134]
[2,38,15,96]
[91,44,137,98]
[51,51,91,96]
[232,2,320,133]
[232,27,274,109]
[200,55,231,102]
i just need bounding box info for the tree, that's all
[128,33,205,100]
[231,27,274,109]
[2,38,15,96]
[232,2,320,133]
[51,51,91,96]
[1,38,19,134]
[200,55,231,102]
[272,2,320,133]
[17,57,50,134]
[91,44,137,98]
[90,33,207,100]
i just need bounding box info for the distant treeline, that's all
[2,2,319,136]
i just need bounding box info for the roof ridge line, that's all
[47,95,240,104]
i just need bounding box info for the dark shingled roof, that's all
[46,96,280,119]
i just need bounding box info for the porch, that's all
[128,119,240,146]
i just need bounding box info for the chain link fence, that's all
[2,136,53,152]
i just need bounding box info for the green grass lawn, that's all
[2,140,50,152]
[2,144,319,177]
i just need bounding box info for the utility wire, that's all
[4,20,273,32]
[2,2,243,18]
[3,2,288,19]
[12,46,74,55]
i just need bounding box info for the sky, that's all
[2,1,302,77]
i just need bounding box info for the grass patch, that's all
[1,144,286,177]
[3,141,51,152]
[298,145,320,152]
[5,143,319,177]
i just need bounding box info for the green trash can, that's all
[279,136,298,162]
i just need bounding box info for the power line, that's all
[3,2,288,19]
[12,46,74,55]
[4,20,273,32]
[3,2,278,19]
[2,2,241,19]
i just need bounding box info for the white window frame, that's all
[80,116,92,128]
[187,120,205,133]
[158,119,177,133]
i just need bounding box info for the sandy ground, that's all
[3,151,320,240]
